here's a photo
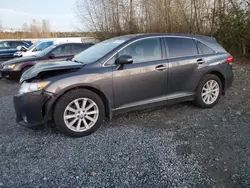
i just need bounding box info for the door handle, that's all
[197,59,205,64]
[155,65,167,71]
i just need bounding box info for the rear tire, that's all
[54,89,105,137]
[195,74,222,108]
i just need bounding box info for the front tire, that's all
[195,74,222,108]
[54,89,105,137]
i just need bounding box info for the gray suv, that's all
[14,34,234,137]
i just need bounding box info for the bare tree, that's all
[42,19,51,37]
[22,23,29,32]
[0,18,3,31]
[75,0,250,54]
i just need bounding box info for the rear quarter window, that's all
[197,41,215,55]
[165,37,198,58]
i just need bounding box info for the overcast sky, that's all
[0,0,78,31]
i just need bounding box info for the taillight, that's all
[227,55,233,64]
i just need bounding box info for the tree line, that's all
[76,0,250,55]
[0,19,94,39]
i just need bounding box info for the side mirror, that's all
[22,46,27,52]
[17,46,27,51]
[49,53,55,59]
[115,55,133,65]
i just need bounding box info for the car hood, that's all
[2,56,38,66]
[20,61,83,82]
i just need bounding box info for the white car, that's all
[13,38,90,58]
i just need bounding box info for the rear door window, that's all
[197,41,215,55]
[9,41,25,48]
[165,37,198,58]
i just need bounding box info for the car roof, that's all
[114,33,225,53]
[52,42,93,47]
[115,33,215,41]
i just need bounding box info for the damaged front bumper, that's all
[13,90,54,128]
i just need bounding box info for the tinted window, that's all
[165,37,198,58]
[33,41,53,52]
[72,44,89,54]
[35,45,57,57]
[52,44,72,57]
[118,38,162,63]
[0,42,9,47]
[9,41,25,48]
[197,41,215,54]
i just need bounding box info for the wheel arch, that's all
[46,85,113,122]
[205,70,226,93]
[199,69,226,94]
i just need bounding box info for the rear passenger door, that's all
[164,37,205,98]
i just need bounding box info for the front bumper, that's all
[13,91,51,127]
[0,69,21,80]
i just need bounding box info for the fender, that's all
[43,83,114,124]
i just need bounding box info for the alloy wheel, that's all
[201,80,220,105]
[63,98,99,132]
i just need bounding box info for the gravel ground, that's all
[0,63,250,187]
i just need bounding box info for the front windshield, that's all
[72,38,127,64]
[27,41,39,50]
[35,45,56,57]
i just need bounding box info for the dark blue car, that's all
[0,40,33,60]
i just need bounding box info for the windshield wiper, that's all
[72,59,83,64]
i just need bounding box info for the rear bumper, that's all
[13,91,51,128]
[225,65,234,90]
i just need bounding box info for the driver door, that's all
[112,37,168,111]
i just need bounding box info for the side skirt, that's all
[112,93,195,116]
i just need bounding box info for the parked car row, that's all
[0,40,33,59]
[0,42,93,80]
[0,37,99,60]
[0,37,98,80]
[9,33,233,138]
[13,38,88,58]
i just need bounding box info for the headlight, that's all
[3,64,15,69]
[14,52,22,56]
[19,81,50,94]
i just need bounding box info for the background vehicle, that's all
[0,40,33,60]
[1,43,93,80]
[14,33,233,137]
[13,38,88,58]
